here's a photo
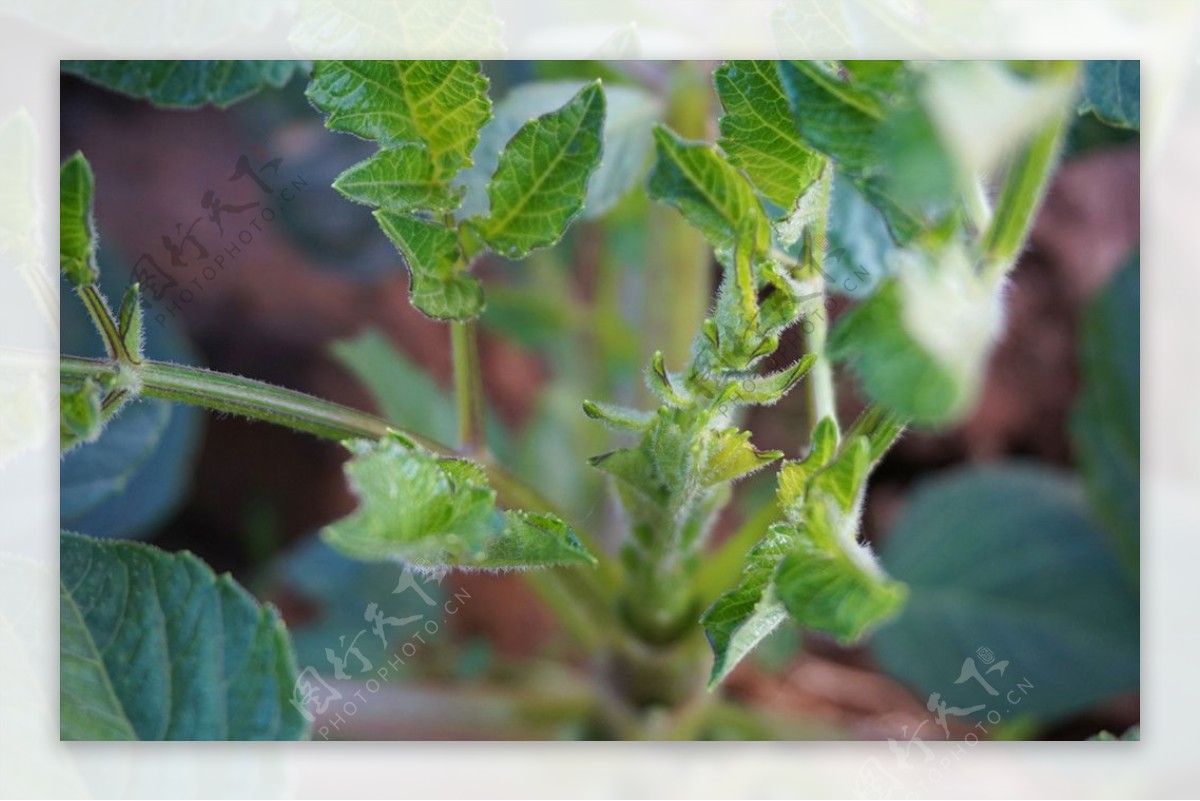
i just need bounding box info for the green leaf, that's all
[373,211,483,321]
[455,81,659,222]
[725,355,816,405]
[332,143,460,212]
[825,173,896,298]
[873,464,1139,723]
[60,380,103,450]
[647,125,770,265]
[307,60,491,177]
[772,439,906,642]
[60,153,98,287]
[581,399,655,432]
[777,60,953,243]
[63,61,302,109]
[117,282,144,363]
[829,245,1001,425]
[323,434,595,570]
[471,82,606,258]
[699,428,782,487]
[1080,60,1139,130]
[1071,254,1139,571]
[60,531,307,740]
[714,60,824,212]
[701,526,796,687]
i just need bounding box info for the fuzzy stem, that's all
[450,319,487,455]
[981,80,1075,284]
[803,166,837,434]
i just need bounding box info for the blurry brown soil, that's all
[62,76,1139,739]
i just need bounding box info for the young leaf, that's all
[725,354,817,405]
[828,245,1002,425]
[1079,60,1139,130]
[698,428,782,487]
[117,282,144,362]
[700,526,796,687]
[332,143,460,212]
[373,211,483,321]
[581,399,655,432]
[60,380,104,450]
[714,60,824,212]
[471,82,606,258]
[771,439,906,643]
[60,153,98,287]
[323,434,595,570]
[307,60,492,178]
[60,531,307,740]
[776,60,885,174]
[646,125,770,265]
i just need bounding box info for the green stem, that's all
[450,319,487,454]
[804,166,836,434]
[60,352,622,646]
[77,285,132,363]
[982,94,1074,284]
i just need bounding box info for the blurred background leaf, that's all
[873,463,1138,724]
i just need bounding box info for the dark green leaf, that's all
[373,211,483,321]
[1080,60,1139,130]
[332,143,460,212]
[873,464,1139,723]
[60,531,307,740]
[63,61,302,109]
[1071,254,1139,571]
[472,82,606,258]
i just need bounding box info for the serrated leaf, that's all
[60,531,307,740]
[726,354,816,405]
[60,153,98,287]
[454,81,659,221]
[647,125,770,265]
[63,60,301,109]
[701,526,796,687]
[332,143,460,212]
[1071,254,1139,572]
[307,60,491,177]
[472,82,606,258]
[714,60,824,212]
[373,210,483,320]
[776,60,885,174]
[1080,60,1139,130]
[829,245,1001,425]
[873,464,1138,722]
[699,428,782,487]
[777,416,839,511]
[323,435,595,570]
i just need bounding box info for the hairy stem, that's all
[982,78,1075,283]
[803,166,837,435]
[450,319,487,454]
